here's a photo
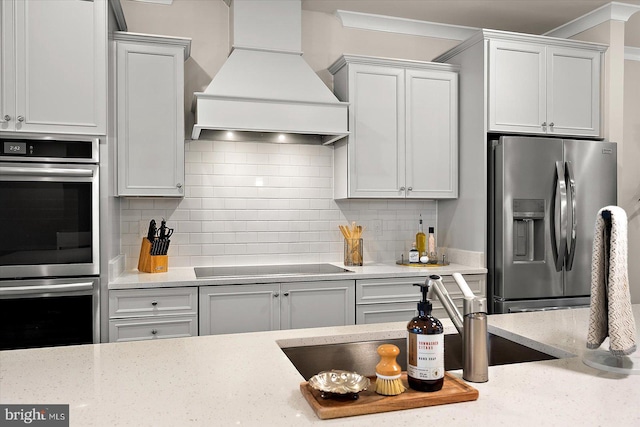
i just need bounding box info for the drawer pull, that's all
[151,329,158,335]
[151,301,158,306]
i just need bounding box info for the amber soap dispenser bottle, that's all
[407,282,444,392]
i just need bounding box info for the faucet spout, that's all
[426,274,489,383]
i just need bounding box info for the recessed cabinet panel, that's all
[330,55,459,200]
[488,38,602,137]
[351,66,405,197]
[489,40,546,133]
[115,34,190,197]
[406,70,458,198]
[1,0,106,134]
[199,284,280,336]
[355,275,486,325]
[546,47,600,136]
[199,281,355,336]
[281,281,355,329]
[0,1,15,131]
[109,316,197,342]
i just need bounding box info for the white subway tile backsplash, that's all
[119,140,438,269]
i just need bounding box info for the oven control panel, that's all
[0,137,98,163]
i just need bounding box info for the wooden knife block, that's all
[138,238,168,273]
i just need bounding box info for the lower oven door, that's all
[0,277,99,350]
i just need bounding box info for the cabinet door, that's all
[117,41,185,196]
[0,1,15,130]
[11,0,106,134]
[199,284,280,335]
[406,69,458,198]
[488,40,546,134]
[348,64,405,198]
[546,46,600,137]
[281,280,355,329]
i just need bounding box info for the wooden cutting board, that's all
[300,372,478,420]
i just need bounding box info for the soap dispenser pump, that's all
[407,282,444,392]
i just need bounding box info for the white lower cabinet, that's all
[199,280,356,335]
[108,287,198,342]
[355,275,486,324]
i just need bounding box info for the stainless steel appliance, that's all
[0,277,100,350]
[489,136,617,313]
[0,135,100,348]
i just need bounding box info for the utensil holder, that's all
[344,238,363,266]
[138,238,168,273]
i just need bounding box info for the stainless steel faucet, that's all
[427,273,489,383]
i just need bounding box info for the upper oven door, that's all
[0,162,99,279]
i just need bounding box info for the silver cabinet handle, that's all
[176,183,182,189]
[151,300,158,306]
[2,115,10,122]
[273,292,279,298]
[541,122,547,128]
[549,122,555,127]
[283,292,289,297]
[151,329,158,335]
[407,187,413,191]
[399,186,405,191]
[17,116,24,122]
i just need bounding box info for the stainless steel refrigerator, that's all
[489,136,617,314]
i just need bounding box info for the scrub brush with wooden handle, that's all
[375,344,406,396]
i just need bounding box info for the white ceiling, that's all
[301,0,640,46]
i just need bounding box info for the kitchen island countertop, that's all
[109,262,487,289]
[1,306,639,426]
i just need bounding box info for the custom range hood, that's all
[192,0,348,144]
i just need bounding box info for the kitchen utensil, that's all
[308,370,370,399]
[147,219,157,242]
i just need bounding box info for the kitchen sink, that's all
[281,333,558,380]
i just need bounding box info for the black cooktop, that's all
[194,263,353,279]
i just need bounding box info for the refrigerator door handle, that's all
[565,161,577,270]
[552,161,568,272]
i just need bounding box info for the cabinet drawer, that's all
[357,302,417,324]
[109,287,197,318]
[356,302,466,325]
[356,275,485,304]
[109,316,197,342]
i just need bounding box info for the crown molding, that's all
[112,32,192,60]
[626,46,640,61]
[544,1,640,38]
[334,9,478,41]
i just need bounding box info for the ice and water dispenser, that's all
[512,199,545,262]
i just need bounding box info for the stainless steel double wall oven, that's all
[0,134,100,350]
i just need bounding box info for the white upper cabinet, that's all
[488,37,602,137]
[0,0,107,135]
[330,55,458,199]
[114,32,191,197]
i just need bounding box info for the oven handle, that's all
[0,166,94,177]
[0,282,94,296]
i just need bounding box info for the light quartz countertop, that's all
[108,262,487,289]
[1,306,639,426]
